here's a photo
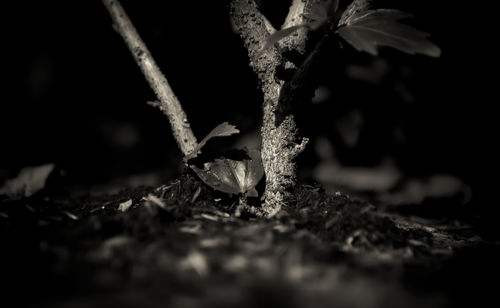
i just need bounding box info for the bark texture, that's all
[103,0,198,156]
[230,0,324,216]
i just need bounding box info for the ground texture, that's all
[1,173,498,308]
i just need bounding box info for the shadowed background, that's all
[1,1,496,230]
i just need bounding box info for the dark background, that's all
[1,1,496,222]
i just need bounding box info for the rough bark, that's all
[230,0,324,217]
[102,0,198,156]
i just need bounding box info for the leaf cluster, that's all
[262,0,440,57]
[185,123,264,197]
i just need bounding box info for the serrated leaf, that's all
[0,164,55,199]
[184,122,240,161]
[337,9,441,57]
[339,0,372,26]
[189,149,264,197]
[345,9,412,26]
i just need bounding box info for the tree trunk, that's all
[230,0,318,216]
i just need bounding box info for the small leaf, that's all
[0,164,55,199]
[338,0,372,26]
[189,149,264,196]
[337,9,441,57]
[184,122,240,161]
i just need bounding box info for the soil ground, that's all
[1,173,498,308]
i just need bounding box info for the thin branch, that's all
[282,0,307,29]
[102,0,197,156]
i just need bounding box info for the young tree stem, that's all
[102,0,197,156]
[230,0,321,217]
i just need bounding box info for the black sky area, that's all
[1,1,496,215]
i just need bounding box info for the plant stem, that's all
[102,0,197,156]
[230,0,318,217]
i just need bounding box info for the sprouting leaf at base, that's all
[337,9,441,57]
[184,122,240,162]
[189,149,264,197]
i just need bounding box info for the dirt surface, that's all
[1,173,498,308]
